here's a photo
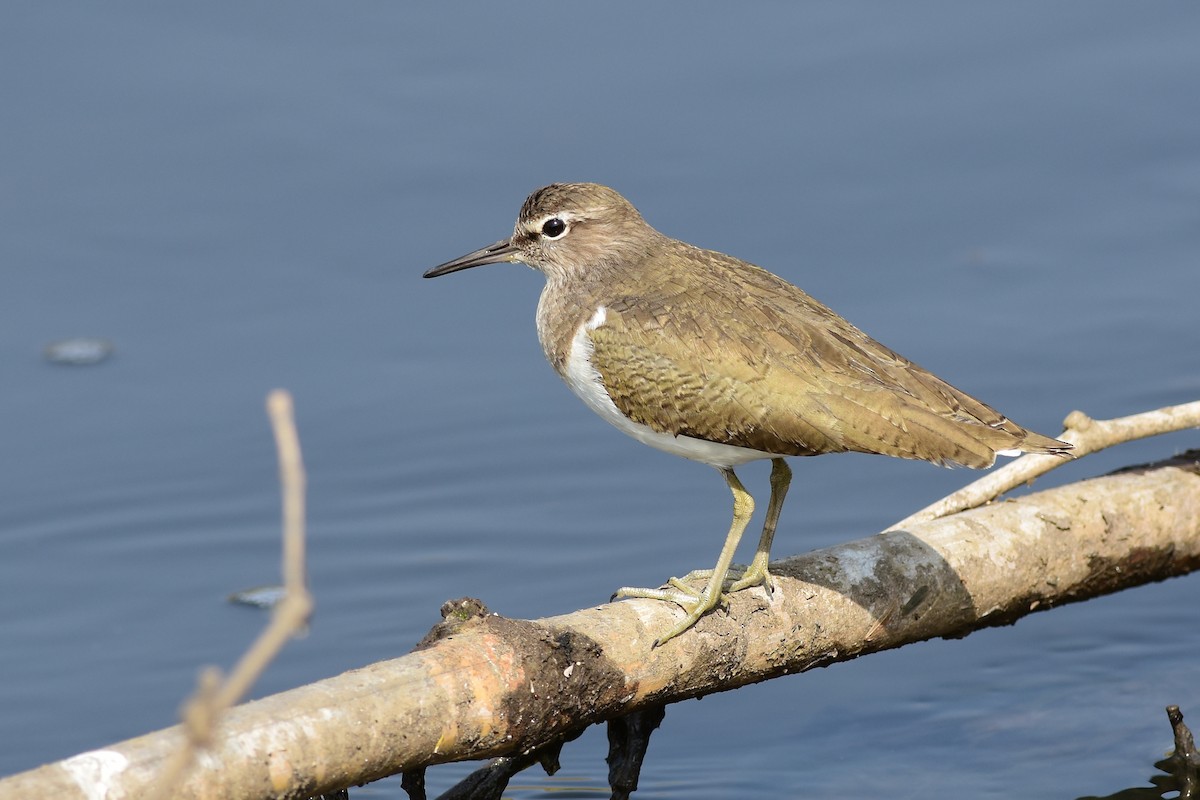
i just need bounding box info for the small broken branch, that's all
[1166,705,1199,795]
[606,705,667,800]
[433,730,584,800]
[891,400,1200,529]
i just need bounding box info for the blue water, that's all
[2,4,1198,798]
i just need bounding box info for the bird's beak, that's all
[423,238,521,278]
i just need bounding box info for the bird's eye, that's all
[541,218,567,239]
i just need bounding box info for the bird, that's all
[423,182,1071,646]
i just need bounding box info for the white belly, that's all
[561,307,772,469]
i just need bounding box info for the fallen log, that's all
[2,451,1198,800]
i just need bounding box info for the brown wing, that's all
[588,247,1068,468]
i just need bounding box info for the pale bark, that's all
[893,400,1200,528]
[2,452,1198,800]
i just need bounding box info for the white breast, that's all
[562,306,771,469]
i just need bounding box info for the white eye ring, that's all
[540,217,568,239]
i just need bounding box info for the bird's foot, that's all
[611,583,700,605]
[675,557,774,597]
[727,554,774,596]
[611,579,726,646]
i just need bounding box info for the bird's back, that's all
[580,238,1069,468]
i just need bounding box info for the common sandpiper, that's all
[424,182,1071,645]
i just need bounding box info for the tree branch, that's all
[3,448,1198,799]
[891,400,1200,529]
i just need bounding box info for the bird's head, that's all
[424,183,660,282]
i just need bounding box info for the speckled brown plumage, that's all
[522,185,1067,468]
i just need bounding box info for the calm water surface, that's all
[2,5,1198,798]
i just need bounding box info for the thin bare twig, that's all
[889,400,1200,530]
[144,390,313,800]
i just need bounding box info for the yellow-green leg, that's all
[728,458,791,594]
[612,467,756,646]
[670,458,792,596]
